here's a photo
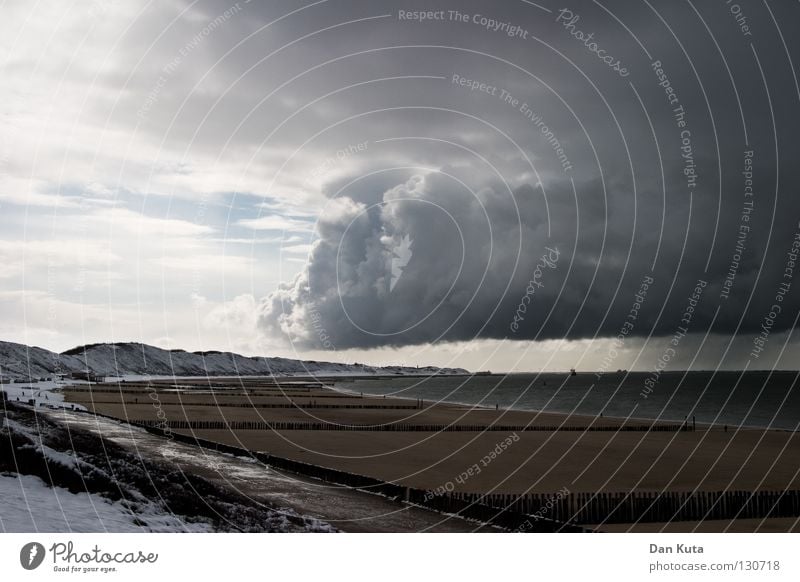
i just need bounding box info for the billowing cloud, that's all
[261,158,800,352]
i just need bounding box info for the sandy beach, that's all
[63,380,800,499]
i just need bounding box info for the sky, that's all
[1,0,800,373]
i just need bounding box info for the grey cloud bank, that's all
[240,0,800,361]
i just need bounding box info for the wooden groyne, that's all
[132,419,693,432]
[81,401,419,410]
[476,489,800,524]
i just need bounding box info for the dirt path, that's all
[40,408,490,533]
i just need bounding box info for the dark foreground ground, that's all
[1,402,490,532]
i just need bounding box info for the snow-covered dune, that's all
[0,340,467,381]
[0,341,85,380]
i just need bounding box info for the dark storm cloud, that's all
[252,0,800,350]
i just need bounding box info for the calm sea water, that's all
[333,371,800,431]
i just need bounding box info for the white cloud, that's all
[154,254,254,274]
[89,208,214,238]
[0,239,122,268]
[280,243,313,255]
[237,214,314,233]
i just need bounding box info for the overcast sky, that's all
[2,0,800,372]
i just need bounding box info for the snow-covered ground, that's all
[0,473,211,533]
[1,379,86,411]
[1,403,337,533]
[2,415,211,532]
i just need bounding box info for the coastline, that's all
[328,374,799,432]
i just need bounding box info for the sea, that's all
[333,371,800,431]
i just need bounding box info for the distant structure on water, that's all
[69,371,103,383]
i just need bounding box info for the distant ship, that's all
[474,370,492,376]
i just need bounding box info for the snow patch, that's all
[1,379,87,411]
[0,473,211,533]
